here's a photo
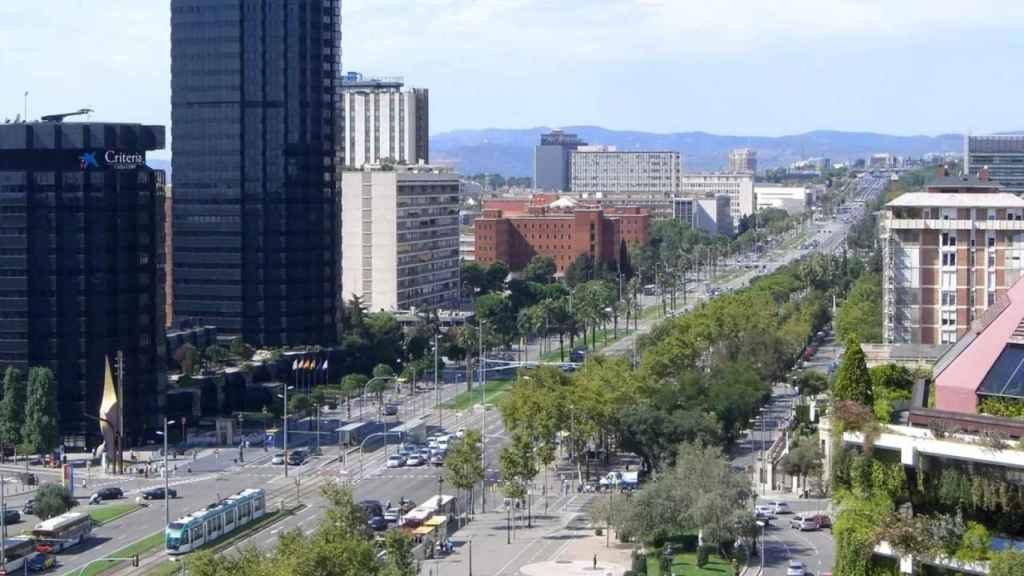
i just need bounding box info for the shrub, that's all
[955,521,991,562]
[990,549,1024,576]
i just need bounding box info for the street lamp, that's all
[360,376,397,422]
[478,320,488,513]
[156,418,176,528]
[276,385,295,477]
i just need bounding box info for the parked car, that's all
[142,487,178,500]
[271,453,286,465]
[768,501,792,515]
[94,487,124,501]
[367,515,388,532]
[789,514,820,531]
[2,508,20,524]
[810,514,832,529]
[383,404,399,416]
[786,560,806,576]
[386,455,405,468]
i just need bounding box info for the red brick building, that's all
[474,197,649,274]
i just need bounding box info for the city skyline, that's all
[3,0,1024,162]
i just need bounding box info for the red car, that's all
[803,347,817,361]
[810,514,832,529]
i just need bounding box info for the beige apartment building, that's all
[882,168,1024,344]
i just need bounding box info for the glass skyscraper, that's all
[171,0,342,346]
[0,122,168,447]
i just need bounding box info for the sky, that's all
[2,0,1024,159]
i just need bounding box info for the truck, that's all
[598,471,639,491]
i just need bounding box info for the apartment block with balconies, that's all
[881,168,1024,344]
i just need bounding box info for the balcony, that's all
[884,217,1024,231]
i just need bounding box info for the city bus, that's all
[33,512,93,553]
[165,488,265,555]
[0,536,42,573]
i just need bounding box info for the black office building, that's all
[0,122,168,447]
[171,0,342,346]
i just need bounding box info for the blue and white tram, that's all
[165,488,265,555]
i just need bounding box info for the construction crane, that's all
[41,108,94,123]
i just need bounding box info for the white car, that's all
[789,514,820,531]
[769,501,792,515]
[786,560,805,576]
[405,454,425,467]
[271,453,285,465]
[755,505,776,518]
[386,455,405,468]
[455,428,465,439]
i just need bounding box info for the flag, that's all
[322,360,328,371]
[292,359,298,370]
[305,358,313,370]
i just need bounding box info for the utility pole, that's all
[284,384,290,478]
[1,473,6,565]
[162,417,174,528]
[116,350,125,475]
[479,321,487,514]
[434,333,441,428]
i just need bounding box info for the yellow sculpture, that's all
[99,356,120,470]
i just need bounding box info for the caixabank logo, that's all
[78,150,145,171]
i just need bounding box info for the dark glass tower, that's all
[171,0,342,346]
[0,122,168,447]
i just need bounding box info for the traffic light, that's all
[131,554,139,567]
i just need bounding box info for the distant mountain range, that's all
[430,126,969,177]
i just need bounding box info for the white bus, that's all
[33,512,92,553]
[0,537,41,573]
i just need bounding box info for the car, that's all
[367,515,388,532]
[427,438,439,449]
[95,487,124,501]
[2,508,20,524]
[789,514,820,531]
[142,487,178,500]
[405,454,425,467]
[383,404,399,416]
[418,448,432,460]
[22,499,35,516]
[386,455,405,468]
[786,560,806,576]
[754,505,776,518]
[27,553,56,572]
[271,453,286,465]
[288,450,307,465]
[358,500,384,517]
[810,514,832,528]
[430,453,445,466]
[769,501,792,515]
[455,428,465,439]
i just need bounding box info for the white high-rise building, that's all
[570,147,681,199]
[340,73,429,169]
[679,173,755,226]
[341,165,460,312]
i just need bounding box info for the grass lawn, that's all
[647,551,735,576]
[441,379,512,410]
[89,503,142,526]
[78,531,166,576]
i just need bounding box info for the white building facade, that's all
[679,173,755,226]
[340,74,429,169]
[755,185,818,214]
[570,147,681,199]
[341,166,460,311]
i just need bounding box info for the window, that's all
[941,290,956,306]
[941,271,956,289]
[941,233,957,247]
[941,310,956,326]
[942,252,956,267]
[941,329,958,344]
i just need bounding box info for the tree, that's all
[23,367,59,455]
[574,280,615,349]
[0,367,25,455]
[381,529,417,576]
[289,394,313,422]
[522,255,556,284]
[475,294,516,348]
[34,483,75,520]
[835,272,883,343]
[781,436,823,494]
[564,253,595,288]
[484,261,509,294]
[499,431,539,505]
[460,261,488,297]
[368,366,393,416]
[793,371,828,397]
[339,374,368,418]
[229,337,254,361]
[175,343,202,375]
[204,344,229,365]
[310,387,328,410]
[445,429,485,514]
[832,338,873,406]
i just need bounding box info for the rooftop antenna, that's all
[23,91,27,122]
